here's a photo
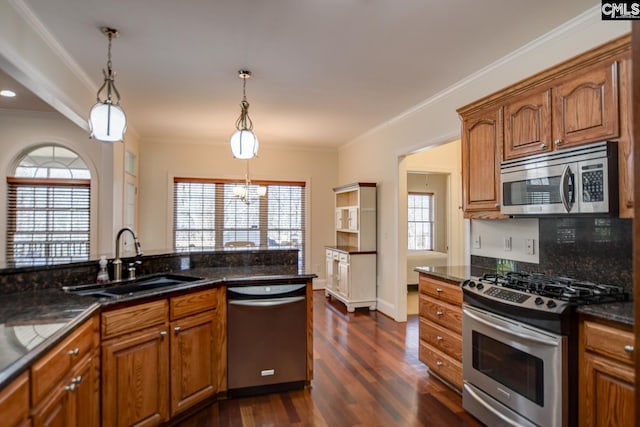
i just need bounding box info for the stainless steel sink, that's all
[63,273,203,298]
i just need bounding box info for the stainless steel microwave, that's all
[500,141,618,216]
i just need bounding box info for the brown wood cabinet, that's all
[101,300,170,427]
[417,273,463,390]
[459,34,633,218]
[169,288,220,417]
[579,317,635,427]
[0,371,30,427]
[461,105,503,216]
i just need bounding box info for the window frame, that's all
[407,191,435,251]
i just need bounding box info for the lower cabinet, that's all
[0,371,30,427]
[579,316,635,427]
[101,289,222,426]
[324,248,376,312]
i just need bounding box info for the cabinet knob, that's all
[555,139,562,146]
[160,331,167,338]
[494,203,500,208]
[174,326,182,334]
[67,348,79,356]
[436,336,443,342]
[64,383,77,392]
[624,344,634,353]
[72,375,83,384]
[436,288,443,294]
[540,143,547,149]
[436,311,444,317]
[436,361,443,367]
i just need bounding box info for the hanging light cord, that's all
[95,28,122,105]
[235,73,253,131]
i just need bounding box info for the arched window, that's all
[7,145,91,266]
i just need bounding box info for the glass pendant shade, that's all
[230,129,259,160]
[89,101,127,142]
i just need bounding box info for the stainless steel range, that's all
[461,272,628,427]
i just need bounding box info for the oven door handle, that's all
[228,296,305,307]
[463,307,561,347]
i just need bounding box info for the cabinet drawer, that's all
[583,319,634,365]
[0,371,29,427]
[102,299,168,339]
[339,253,349,263]
[326,250,334,260]
[170,288,218,320]
[419,341,462,390]
[419,317,462,361]
[419,275,462,306]
[32,316,98,405]
[332,251,340,260]
[419,295,462,334]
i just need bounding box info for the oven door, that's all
[462,305,567,427]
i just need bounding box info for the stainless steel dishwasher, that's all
[227,283,307,396]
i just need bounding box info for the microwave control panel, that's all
[580,163,604,202]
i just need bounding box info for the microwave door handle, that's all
[560,165,574,213]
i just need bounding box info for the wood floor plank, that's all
[174,290,483,427]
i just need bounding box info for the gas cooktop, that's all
[462,271,628,315]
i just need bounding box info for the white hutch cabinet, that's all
[325,182,377,312]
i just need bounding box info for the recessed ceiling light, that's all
[0,89,16,98]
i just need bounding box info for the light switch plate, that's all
[525,239,535,255]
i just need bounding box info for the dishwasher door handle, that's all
[228,296,306,307]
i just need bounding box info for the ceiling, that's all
[5,0,598,148]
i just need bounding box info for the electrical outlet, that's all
[504,236,512,251]
[473,235,481,249]
[525,238,535,255]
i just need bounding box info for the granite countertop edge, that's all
[415,266,634,326]
[0,269,315,389]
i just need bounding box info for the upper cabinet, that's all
[333,183,377,251]
[461,106,503,215]
[458,34,633,219]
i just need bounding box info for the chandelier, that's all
[233,160,266,204]
[88,27,127,142]
[230,70,259,159]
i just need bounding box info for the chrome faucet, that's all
[113,227,143,281]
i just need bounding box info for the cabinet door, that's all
[553,60,619,149]
[337,262,349,297]
[347,207,358,231]
[503,88,552,159]
[68,353,99,427]
[580,352,634,427]
[461,106,503,213]
[102,324,169,427]
[0,371,30,427]
[31,381,69,427]
[325,254,335,291]
[170,310,217,417]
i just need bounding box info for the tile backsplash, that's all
[472,217,632,294]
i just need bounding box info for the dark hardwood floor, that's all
[176,290,482,426]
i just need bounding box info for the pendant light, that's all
[88,27,127,142]
[230,70,259,159]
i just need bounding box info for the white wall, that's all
[137,138,337,282]
[338,9,630,321]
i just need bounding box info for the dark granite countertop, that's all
[414,265,496,283]
[0,267,315,389]
[577,301,634,326]
[325,245,376,255]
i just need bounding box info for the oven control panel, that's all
[484,287,530,303]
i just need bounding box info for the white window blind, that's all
[408,192,434,251]
[7,178,91,266]
[174,178,306,271]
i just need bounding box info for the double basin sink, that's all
[63,273,203,298]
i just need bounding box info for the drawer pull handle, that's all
[67,348,79,356]
[436,311,444,316]
[624,345,634,353]
[555,139,562,146]
[436,336,443,342]
[540,143,547,149]
[160,331,167,338]
[436,361,443,367]
[436,288,443,294]
[174,326,182,334]
[64,383,77,392]
[72,375,83,384]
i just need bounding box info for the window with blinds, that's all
[174,178,306,271]
[7,178,91,266]
[408,192,434,250]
